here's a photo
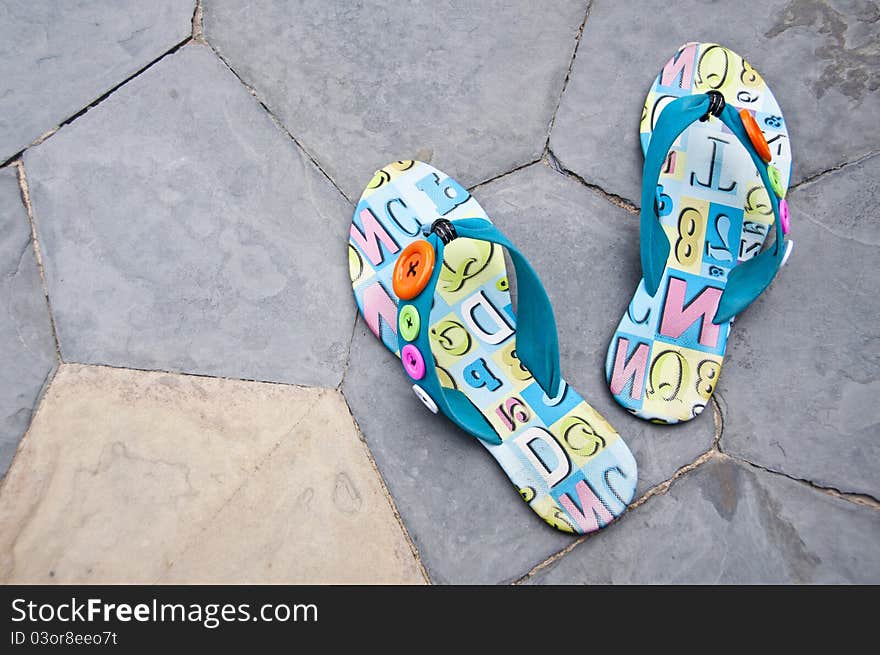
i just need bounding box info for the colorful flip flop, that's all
[606,43,793,424]
[349,160,637,534]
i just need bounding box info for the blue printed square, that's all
[446,351,509,410]
[703,203,743,269]
[615,283,661,340]
[562,446,631,515]
[520,379,582,427]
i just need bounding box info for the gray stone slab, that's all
[0,0,193,162]
[342,163,714,584]
[203,0,587,200]
[24,45,354,388]
[0,166,57,476]
[551,0,880,204]
[717,154,880,498]
[527,456,880,583]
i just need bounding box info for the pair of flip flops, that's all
[347,43,792,535]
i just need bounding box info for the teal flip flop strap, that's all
[397,217,562,446]
[640,93,791,324]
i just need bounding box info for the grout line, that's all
[790,149,880,191]
[191,0,205,43]
[467,157,542,193]
[336,314,361,392]
[55,37,191,130]
[14,160,62,361]
[1,37,193,168]
[487,141,880,219]
[714,391,876,508]
[543,0,592,153]
[204,45,353,204]
[518,388,875,582]
[339,391,432,584]
[545,148,639,212]
[710,395,723,450]
[62,361,325,392]
[726,452,880,510]
[514,448,720,583]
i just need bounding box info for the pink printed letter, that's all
[362,282,397,340]
[558,480,614,534]
[350,208,399,266]
[659,277,722,348]
[660,43,696,89]
[609,337,649,400]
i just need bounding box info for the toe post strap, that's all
[640,92,793,325]
[393,217,562,445]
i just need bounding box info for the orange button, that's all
[392,240,435,300]
[739,109,772,163]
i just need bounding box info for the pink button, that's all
[779,198,791,235]
[401,344,426,380]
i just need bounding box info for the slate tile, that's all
[527,456,880,583]
[0,166,56,476]
[717,153,880,498]
[0,0,193,161]
[24,45,354,388]
[551,0,880,204]
[0,364,425,584]
[204,0,588,199]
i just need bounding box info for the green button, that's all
[767,165,785,199]
[398,304,420,341]
[496,277,509,292]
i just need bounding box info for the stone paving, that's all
[0,1,877,584]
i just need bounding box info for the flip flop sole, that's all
[350,161,636,534]
[605,43,792,424]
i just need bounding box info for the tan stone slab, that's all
[0,364,425,584]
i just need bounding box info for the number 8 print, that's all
[675,207,702,266]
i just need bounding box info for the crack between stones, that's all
[546,148,640,213]
[513,447,721,584]
[63,361,323,392]
[191,0,205,44]
[467,157,543,193]
[724,451,880,510]
[515,385,877,582]
[710,394,724,450]
[542,0,592,154]
[1,37,193,168]
[338,390,432,584]
[335,314,360,393]
[204,44,353,205]
[714,391,878,508]
[14,160,62,362]
[791,149,880,191]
